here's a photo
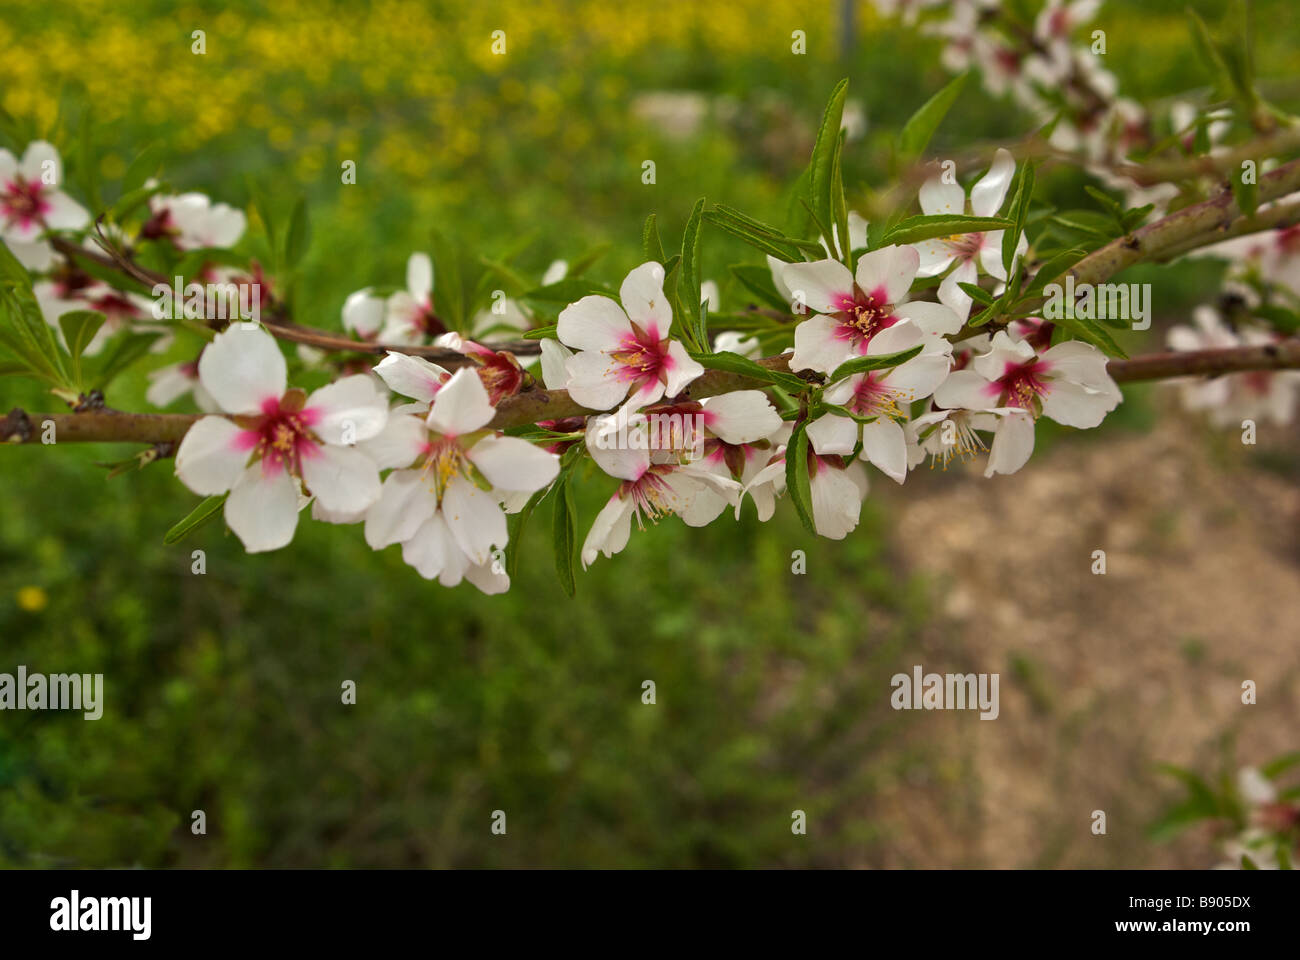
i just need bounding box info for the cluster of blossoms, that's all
[1164,204,1300,429]
[899,0,1222,212]
[2,108,1293,598]
[873,3,1300,432]
[1213,766,1300,870]
[3,139,1129,591]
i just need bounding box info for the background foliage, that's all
[0,0,1296,867]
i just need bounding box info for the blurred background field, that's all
[0,0,1298,867]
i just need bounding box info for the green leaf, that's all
[642,213,665,264]
[784,422,816,535]
[1059,312,1129,358]
[880,214,1014,247]
[164,494,228,545]
[678,197,707,351]
[283,195,311,267]
[0,244,72,388]
[1024,248,1088,296]
[1252,304,1300,335]
[808,78,850,247]
[958,281,995,306]
[1083,185,1125,224]
[90,331,164,389]
[122,142,165,195]
[729,263,790,312]
[703,211,806,262]
[58,309,106,388]
[899,71,969,159]
[710,204,824,254]
[691,351,809,392]
[551,473,577,597]
[1261,751,1300,779]
[522,323,558,340]
[1050,210,1117,240]
[827,344,924,384]
[1002,162,1034,278]
[505,487,547,579]
[831,130,850,264]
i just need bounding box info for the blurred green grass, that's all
[1,0,1297,867]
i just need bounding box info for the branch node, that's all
[2,408,32,444]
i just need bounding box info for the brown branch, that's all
[49,234,540,365]
[1114,125,1300,187]
[1107,340,1300,383]
[6,343,1298,447]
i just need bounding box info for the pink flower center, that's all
[945,231,984,262]
[618,465,678,526]
[844,372,908,419]
[1,178,48,229]
[993,358,1051,410]
[419,436,470,502]
[236,391,321,477]
[834,286,900,351]
[610,323,670,385]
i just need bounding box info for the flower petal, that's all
[441,474,507,565]
[358,413,427,470]
[373,351,449,403]
[860,417,908,484]
[364,469,436,549]
[854,244,919,303]
[467,434,560,492]
[970,148,1016,218]
[985,412,1035,476]
[564,349,633,410]
[807,412,858,456]
[301,444,381,513]
[619,261,672,337]
[225,464,300,553]
[585,413,650,480]
[937,258,980,321]
[174,415,249,494]
[662,339,704,396]
[198,324,287,415]
[700,390,781,444]
[919,174,966,217]
[581,494,634,567]
[427,367,495,436]
[305,374,388,444]
[790,314,853,374]
[539,337,573,389]
[936,368,998,410]
[407,252,433,301]
[342,289,385,338]
[556,295,632,351]
[780,258,855,314]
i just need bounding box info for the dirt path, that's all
[873,409,1300,868]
